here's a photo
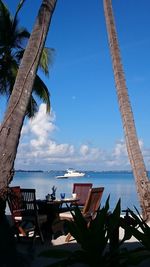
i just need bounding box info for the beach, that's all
[7,170,150,266]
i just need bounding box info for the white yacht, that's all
[56,168,85,179]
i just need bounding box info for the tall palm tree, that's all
[103,0,150,220]
[0,2,57,264]
[0,0,54,118]
[0,0,57,199]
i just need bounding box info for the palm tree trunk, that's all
[103,0,150,220]
[0,0,57,198]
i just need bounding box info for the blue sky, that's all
[1,0,150,171]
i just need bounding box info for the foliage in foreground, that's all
[120,207,150,264]
[39,196,150,267]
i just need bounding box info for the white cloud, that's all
[15,104,150,171]
[22,104,56,136]
[80,145,89,156]
[113,139,127,157]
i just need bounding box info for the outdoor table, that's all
[45,197,79,205]
[37,197,79,209]
[36,198,79,238]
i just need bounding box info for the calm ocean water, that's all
[7,170,143,214]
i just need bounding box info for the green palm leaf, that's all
[39,47,55,76]
[33,75,51,113]
[0,0,53,118]
[26,96,38,118]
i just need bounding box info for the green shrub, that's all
[39,198,150,267]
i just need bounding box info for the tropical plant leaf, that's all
[66,206,90,249]
[39,197,150,267]
[119,217,133,242]
[15,0,26,18]
[33,75,50,113]
[39,47,55,76]
[0,0,52,118]
[26,96,38,118]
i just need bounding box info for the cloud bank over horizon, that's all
[14,104,150,171]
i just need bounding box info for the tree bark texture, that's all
[103,0,150,220]
[0,0,57,197]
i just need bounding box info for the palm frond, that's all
[0,55,18,95]
[0,0,53,119]
[33,75,50,113]
[39,47,55,76]
[0,0,13,46]
[15,0,26,18]
[26,96,38,118]
[13,28,29,49]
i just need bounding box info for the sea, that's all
[7,170,145,215]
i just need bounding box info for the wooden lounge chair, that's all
[59,183,93,214]
[72,183,93,207]
[59,187,104,242]
[7,186,24,236]
[8,187,47,243]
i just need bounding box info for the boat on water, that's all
[56,168,85,179]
